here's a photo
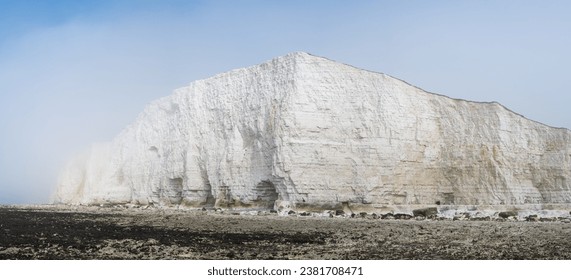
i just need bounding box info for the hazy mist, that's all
[1,0,570,204]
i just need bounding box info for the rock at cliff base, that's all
[413,207,438,218]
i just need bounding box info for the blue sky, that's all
[1,0,570,204]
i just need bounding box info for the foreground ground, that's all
[0,206,570,259]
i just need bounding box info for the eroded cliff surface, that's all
[54,52,571,211]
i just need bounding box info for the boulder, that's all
[381,213,395,220]
[453,212,471,221]
[498,211,518,219]
[412,207,438,218]
[394,213,413,220]
[525,214,539,222]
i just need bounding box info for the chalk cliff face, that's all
[53,52,571,211]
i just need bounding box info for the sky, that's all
[1,0,570,204]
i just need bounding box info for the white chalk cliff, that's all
[54,52,571,211]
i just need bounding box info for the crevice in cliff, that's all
[203,182,215,207]
[253,180,279,209]
[198,163,215,207]
[161,177,183,205]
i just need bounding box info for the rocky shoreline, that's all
[1,205,571,259]
[16,203,571,222]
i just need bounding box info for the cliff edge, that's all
[53,52,571,212]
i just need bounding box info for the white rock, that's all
[53,52,571,211]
